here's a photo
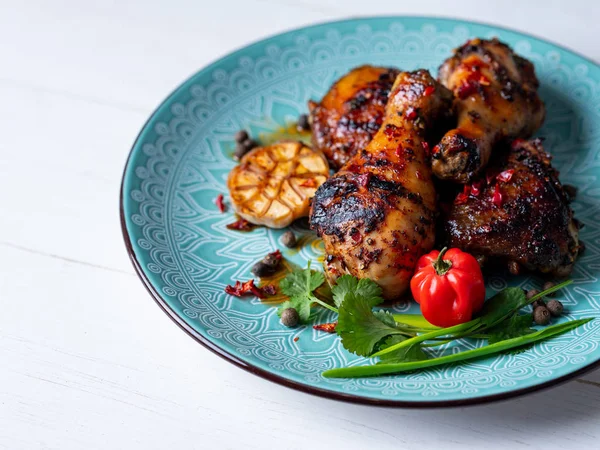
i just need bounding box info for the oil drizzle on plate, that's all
[259,122,312,146]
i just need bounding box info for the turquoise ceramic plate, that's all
[121,17,600,406]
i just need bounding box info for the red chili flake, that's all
[424,85,435,96]
[492,183,503,207]
[215,194,226,213]
[299,178,317,188]
[293,337,299,342]
[471,180,483,197]
[351,230,362,243]
[421,141,430,155]
[415,170,422,180]
[479,75,491,86]
[454,184,471,205]
[405,107,418,120]
[395,144,403,157]
[432,145,441,154]
[356,173,371,187]
[383,124,400,138]
[261,284,277,296]
[455,194,468,205]
[313,322,337,333]
[496,169,515,183]
[226,218,254,231]
[511,138,525,149]
[225,279,265,298]
[457,80,478,99]
[264,249,282,266]
[345,163,361,173]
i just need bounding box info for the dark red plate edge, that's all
[118,15,600,408]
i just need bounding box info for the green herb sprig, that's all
[323,318,592,378]
[275,264,590,379]
[277,262,337,322]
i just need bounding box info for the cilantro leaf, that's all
[487,313,535,344]
[477,287,526,328]
[336,292,405,356]
[376,335,429,364]
[373,310,398,328]
[277,266,328,322]
[280,267,325,298]
[331,274,383,308]
[331,275,356,307]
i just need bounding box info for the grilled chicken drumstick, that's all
[433,38,545,183]
[445,138,579,277]
[310,70,453,299]
[309,65,400,170]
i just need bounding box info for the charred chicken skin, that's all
[309,65,401,170]
[433,38,545,183]
[445,139,579,277]
[310,70,454,299]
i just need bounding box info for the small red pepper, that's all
[410,247,485,327]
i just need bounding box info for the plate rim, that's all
[120,15,600,407]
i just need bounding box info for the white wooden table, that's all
[2,1,599,448]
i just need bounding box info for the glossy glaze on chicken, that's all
[432,38,545,183]
[310,70,453,299]
[309,65,400,170]
[444,139,579,277]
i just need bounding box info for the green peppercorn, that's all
[281,308,299,327]
[533,306,551,325]
[526,289,540,300]
[546,299,564,317]
[542,281,556,296]
[281,230,297,248]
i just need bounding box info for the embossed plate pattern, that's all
[121,17,600,406]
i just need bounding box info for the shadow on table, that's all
[327,373,600,446]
